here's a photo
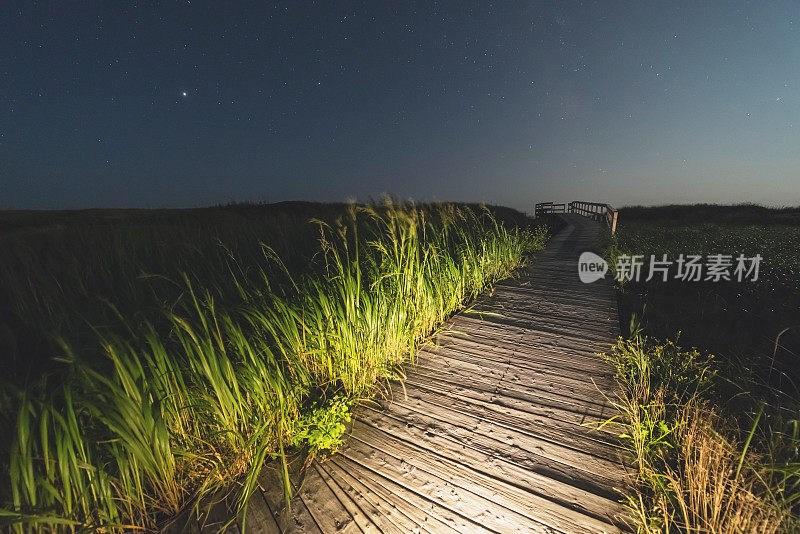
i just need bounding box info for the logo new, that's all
[578,252,609,283]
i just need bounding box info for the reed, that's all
[0,201,546,531]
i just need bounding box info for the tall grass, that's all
[604,338,799,533]
[0,201,545,531]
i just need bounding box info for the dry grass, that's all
[631,405,788,533]
[606,339,796,533]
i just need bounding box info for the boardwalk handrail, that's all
[568,201,618,235]
[534,202,566,217]
[536,200,618,235]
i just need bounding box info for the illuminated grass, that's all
[0,201,546,531]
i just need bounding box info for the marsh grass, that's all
[599,205,800,531]
[605,338,798,533]
[0,201,545,531]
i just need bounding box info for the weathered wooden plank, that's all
[240,489,281,534]
[438,327,616,359]
[349,418,627,532]
[308,462,383,533]
[296,462,365,534]
[423,340,615,380]
[405,363,616,420]
[326,458,460,534]
[477,286,617,312]
[430,333,614,374]
[462,296,615,319]
[359,400,628,495]
[449,316,615,351]
[406,372,621,439]
[337,436,540,534]
[417,345,617,395]
[460,310,617,341]
[491,284,617,306]
[459,310,617,339]
[258,464,323,534]
[414,363,614,422]
[382,378,627,459]
[331,455,478,533]
[318,460,430,534]
[410,357,611,407]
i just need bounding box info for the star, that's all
[181,91,188,97]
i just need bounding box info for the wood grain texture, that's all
[223,214,631,533]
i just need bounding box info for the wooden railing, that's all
[534,202,566,217]
[536,200,618,235]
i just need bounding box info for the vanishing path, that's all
[200,214,631,533]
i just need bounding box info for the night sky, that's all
[2,1,799,211]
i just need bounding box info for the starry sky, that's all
[2,1,799,211]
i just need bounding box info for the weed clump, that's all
[605,338,798,533]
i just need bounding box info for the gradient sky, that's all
[2,1,799,211]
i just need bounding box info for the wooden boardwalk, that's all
[197,214,631,534]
